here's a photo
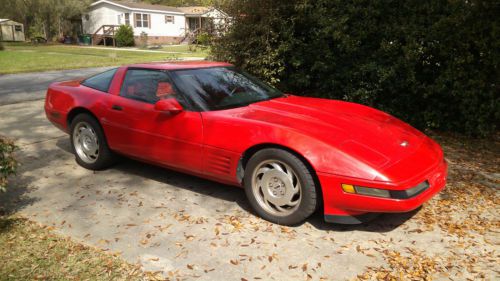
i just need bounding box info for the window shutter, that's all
[133,13,137,27]
[148,14,151,29]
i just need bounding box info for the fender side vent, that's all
[207,154,232,175]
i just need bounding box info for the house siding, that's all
[132,13,185,37]
[82,3,128,34]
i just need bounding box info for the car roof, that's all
[126,61,233,70]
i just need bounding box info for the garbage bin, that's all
[82,34,91,45]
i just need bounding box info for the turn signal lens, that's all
[341,184,356,194]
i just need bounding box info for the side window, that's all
[120,69,177,104]
[81,68,117,93]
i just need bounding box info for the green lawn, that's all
[0,43,208,74]
[0,216,158,280]
[160,44,210,54]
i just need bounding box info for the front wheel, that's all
[70,114,116,170]
[244,148,318,225]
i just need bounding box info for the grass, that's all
[160,44,210,54]
[0,43,209,74]
[0,216,150,281]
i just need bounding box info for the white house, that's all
[82,0,228,45]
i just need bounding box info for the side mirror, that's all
[154,98,183,115]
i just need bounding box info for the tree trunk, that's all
[45,11,51,41]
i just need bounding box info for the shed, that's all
[0,19,25,42]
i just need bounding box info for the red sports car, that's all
[45,61,447,225]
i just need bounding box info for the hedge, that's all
[212,0,499,136]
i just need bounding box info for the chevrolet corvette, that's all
[45,61,447,225]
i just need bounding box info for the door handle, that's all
[111,105,123,111]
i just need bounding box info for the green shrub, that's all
[196,32,212,47]
[0,137,17,192]
[212,0,500,136]
[0,41,4,51]
[115,25,135,47]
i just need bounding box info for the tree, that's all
[0,0,92,40]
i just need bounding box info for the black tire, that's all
[244,148,318,225]
[70,114,116,170]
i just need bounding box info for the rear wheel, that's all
[70,114,116,170]
[244,148,318,225]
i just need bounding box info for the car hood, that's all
[237,95,432,171]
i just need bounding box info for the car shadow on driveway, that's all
[55,139,254,213]
[54,138,420,233]
[306,207,421,233]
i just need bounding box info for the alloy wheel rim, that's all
[251,160,301,216]
[73,122,99,164]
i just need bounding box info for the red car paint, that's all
[45,62,447,223]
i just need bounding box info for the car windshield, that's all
[169,67,284,111]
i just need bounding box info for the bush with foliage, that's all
[212,0,499,136]
[0,137,17,192]
[0,41,4,51]
[196,32,212,47]
[115,24,135,47]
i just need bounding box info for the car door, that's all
[102,68,204,173]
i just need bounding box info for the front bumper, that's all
[318,159,447,223]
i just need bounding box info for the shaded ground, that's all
[0,99,498,280]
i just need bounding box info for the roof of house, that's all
[90,1,225,16]
[92,0,183,13]
[177,6,212,15]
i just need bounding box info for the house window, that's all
[14,25,22,32]
[135,13,149,28]
[165,15,174,24]
[124,13,130,25]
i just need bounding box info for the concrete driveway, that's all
[0,67,112,105]
[0,70,498,280]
